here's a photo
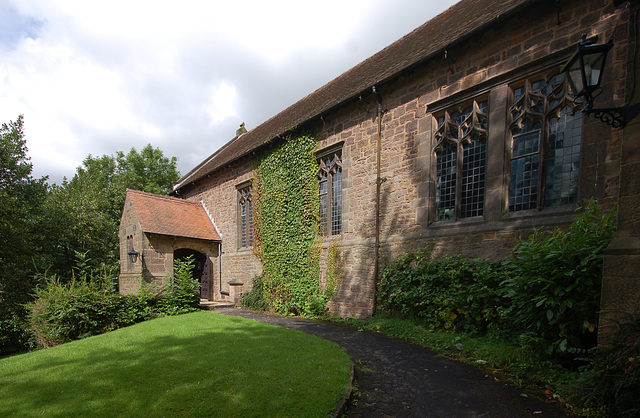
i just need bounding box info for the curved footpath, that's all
[216,308,570,418]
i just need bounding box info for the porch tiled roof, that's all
[127,189,221,241]
[173,0,532,192]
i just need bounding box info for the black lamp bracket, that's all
[584,102,640,129]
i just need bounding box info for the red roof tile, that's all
[127,189,221,241]
[174,0,533,192]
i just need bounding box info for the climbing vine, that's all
[252,132,336,316]
[324,237,343,301]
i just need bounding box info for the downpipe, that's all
[372,86,386,315]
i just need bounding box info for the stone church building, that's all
[119,0,640,341]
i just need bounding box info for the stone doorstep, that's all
[199,300,236,310]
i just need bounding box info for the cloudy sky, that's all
[1,0,458,185]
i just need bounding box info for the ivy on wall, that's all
[252,133,336,316]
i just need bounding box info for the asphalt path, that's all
[215,308,570,418]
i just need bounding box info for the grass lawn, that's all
[0,311,351,417]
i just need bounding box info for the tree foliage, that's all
[0,115,181,355]
[44,144,180,274]
[0,116,49,354]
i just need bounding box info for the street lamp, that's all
[562,34,640,128]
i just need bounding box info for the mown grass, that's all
[0,311,351,417]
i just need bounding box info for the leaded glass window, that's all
[238,186,253,248]
[509,73,582,211]
[435,142,457,220]
[318,150,342,235]
[434,99,488,221]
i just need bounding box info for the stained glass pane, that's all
[247,198,253,246]
[509,73,582,212]
[513,130,541,157]
[239,187,253,248]
[240,201,247,248]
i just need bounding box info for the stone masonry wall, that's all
[184,156,262,300]
[315,0,628,317]
[180,0,630,319]
[599,1,640,344]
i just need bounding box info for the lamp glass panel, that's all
[582,51,605,87]
[566,58,584,96]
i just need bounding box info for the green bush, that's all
[28,274,122,348]
[0,303,32,355]
[377,201,615,361]
[241,275,269,311]
[501,201,616,357]
[576,315,640,417]
[27,256,201,348]
[378,251,507,334]
[156,256,200,315]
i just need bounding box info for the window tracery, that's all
[508,73,583,211]
[238,186,253,248]
[318,150,342,235]
[434,99,488,221]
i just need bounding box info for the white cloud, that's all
[207,81,238,126]
[0,0,458,184]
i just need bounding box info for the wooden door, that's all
[200,257,210,300]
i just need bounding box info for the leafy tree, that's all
[116,144,179,195]
[44,145,180,274]
[0,116,49,354]
[0,118,180,355]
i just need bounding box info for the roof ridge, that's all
[127,189,201,205]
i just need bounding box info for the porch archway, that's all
[174,248,210,300]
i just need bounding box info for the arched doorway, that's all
[174,249,210,300]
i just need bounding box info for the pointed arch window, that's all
[318,150,342,236]
[238,185,253,248]
[434,99,488,221]
[509,73,583,211]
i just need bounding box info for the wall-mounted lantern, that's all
[127,249,140,264]
[561,33,640,128]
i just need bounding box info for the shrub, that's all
[28,256,201,348]
[576,314,640,417]
[378,250,507,334]
[28,274,121,348]
[241,275,269,311]
[501,201,616,358]
[0,303,32,355]
[156,256,200,315]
